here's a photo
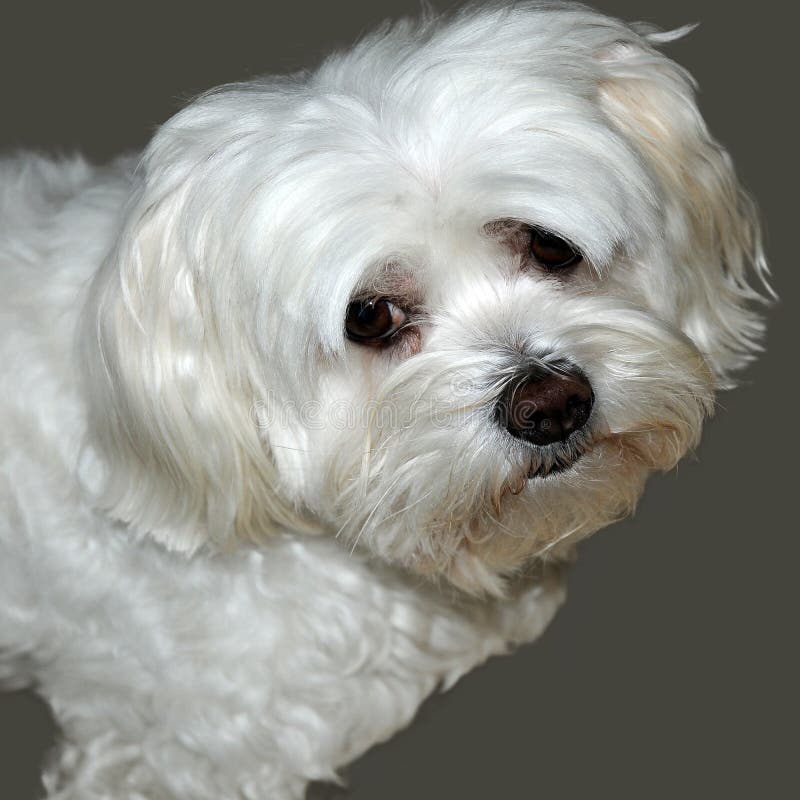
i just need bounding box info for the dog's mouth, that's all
[526,453,580,479]
[495,444,585,509]
[512,427,596,486]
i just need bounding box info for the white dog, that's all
[0,3,768,798]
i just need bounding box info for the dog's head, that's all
[81,4,768,594]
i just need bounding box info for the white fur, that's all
[0,3,767,798]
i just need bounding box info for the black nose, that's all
[497,366,594,446]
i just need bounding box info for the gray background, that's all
[0,1,795,798]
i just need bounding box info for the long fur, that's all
[0,3,768,797]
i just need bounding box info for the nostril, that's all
[498,366,594,446]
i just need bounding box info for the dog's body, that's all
[0,155,558,799]
[0,4,767,798]
[0,152,568,797]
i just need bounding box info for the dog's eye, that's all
[345,297,408,344]
[528,228,582,271]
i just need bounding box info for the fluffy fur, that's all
[0,3,767,798]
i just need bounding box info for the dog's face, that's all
[82,5,766,594]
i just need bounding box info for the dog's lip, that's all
[523,428,599,480]
[526,450,583,480]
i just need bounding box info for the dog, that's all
[0,2,769,798]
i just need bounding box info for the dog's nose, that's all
[498,367,594,446]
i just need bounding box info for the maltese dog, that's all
[0,2,768,798]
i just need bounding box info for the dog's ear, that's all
[597,29,771,387]
[80,99,307,553]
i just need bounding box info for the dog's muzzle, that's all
[496,365,594,446]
